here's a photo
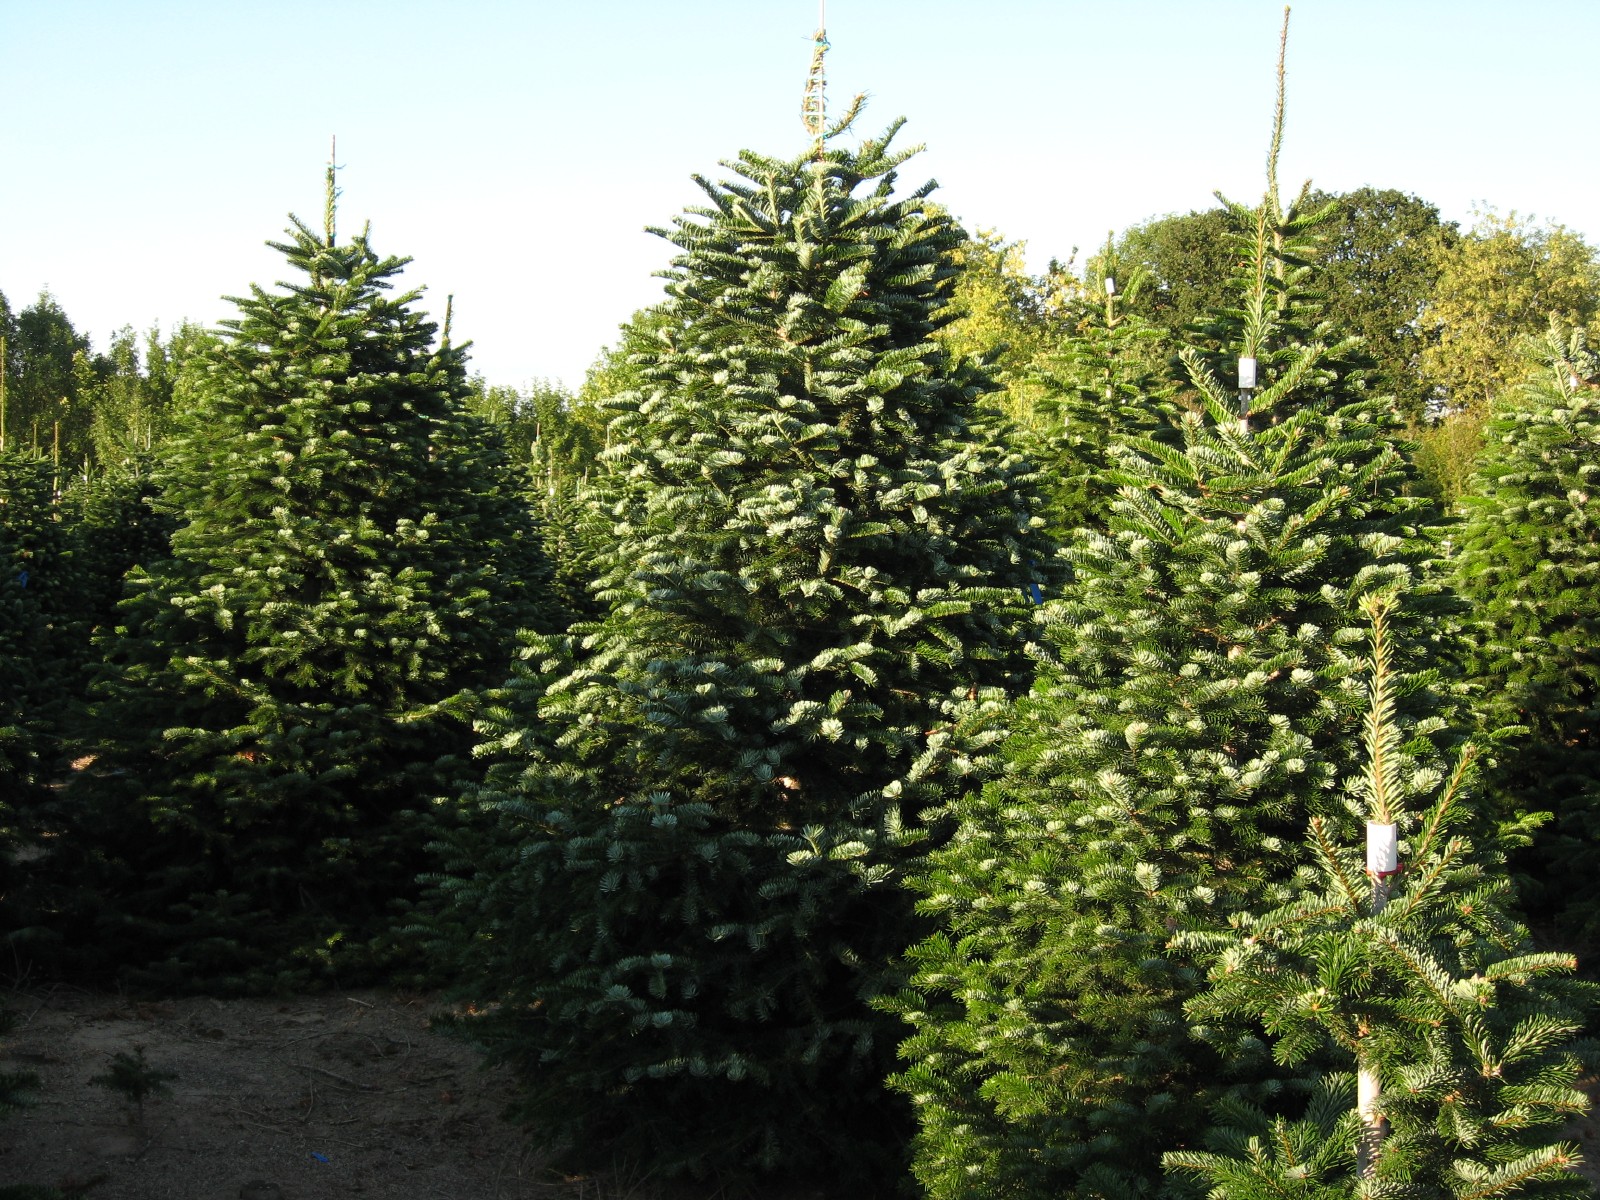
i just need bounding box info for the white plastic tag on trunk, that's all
[1366,822,1398,876]
[1238,356,1257,391]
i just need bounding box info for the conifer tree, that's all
[1451,321,1600,952]
[0,450,83,957]
[1166,594,1592,1199]
[60,464,175,644]
[887,39,1451,1194]
[1026,235,1172,537]
[0,451,76,812]
[428,113,1050,1188]
[60,183,551,991]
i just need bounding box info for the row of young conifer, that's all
[2,79,1599,1197]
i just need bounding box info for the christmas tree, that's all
[1166,593,1592,1199]
[888,41,1452,1194]
[1451,320,1600,954]
[61,463,175,649]
[1025,234,1173,538]
[427,105,1051,1187]
[0,450,77,818]
[61,173,552,992]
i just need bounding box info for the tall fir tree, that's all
[887,39,1455,1196]
[1451,321,1600,955]
[0,448,86,964]
[56,181,553,992]
[426,112,1052,1188]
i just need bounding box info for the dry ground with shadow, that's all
[0,987,571,1200]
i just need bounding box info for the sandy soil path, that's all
[0,987,558,1200]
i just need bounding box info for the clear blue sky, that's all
[3,1,1596,391]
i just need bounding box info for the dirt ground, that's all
[4,984,1599,1199]
[0,987,572,1200]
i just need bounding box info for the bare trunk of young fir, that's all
[1357,821,1399,1175]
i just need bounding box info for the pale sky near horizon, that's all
[2,1,1596,392]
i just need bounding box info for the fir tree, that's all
[0,451,77,814]
[58,462,175,650]
[1166,594,1592,1199]
[887,49,1452,1195]
[1451,321,1600,953]
[60,186,552,992]
[1026,234,1173,538]
[427,114,1051,1188]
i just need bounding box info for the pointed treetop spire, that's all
[801,0,829,144]
[1266,7,1289,217]
[324,134,341,247]
[799,2,865,154]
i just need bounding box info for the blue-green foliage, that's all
[54,212,553,992]
[889,173,1453,1198]
[1025,237,1176,538]
[1452,323,1600,954]
[426,120,1052,1188]
[1167,597,1593,1199]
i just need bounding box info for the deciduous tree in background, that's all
[1422,212,1599,416]
[1308,186,1452,422]
[933,226,1060,425]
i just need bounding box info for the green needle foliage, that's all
[61,462,174,645]
[1451,322,1600,955]
[888,116,1451,1196]
[57,202,553,993]
[1167,594,1593,1199]
[0,451,77,827]
[427,116,1052,1190]
[90,1046,177,1124]
[1026,235,1174,538]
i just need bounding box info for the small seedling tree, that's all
[90,1047,177,1126]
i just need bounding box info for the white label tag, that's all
[1367,822,1399,875]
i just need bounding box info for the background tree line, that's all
[7,186,1595,508]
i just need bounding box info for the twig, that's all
[295,1062,379,1091]
[274,1029,337,1046]
[233,1115,293,1136]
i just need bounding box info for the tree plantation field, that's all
[6,23,1600,1200]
